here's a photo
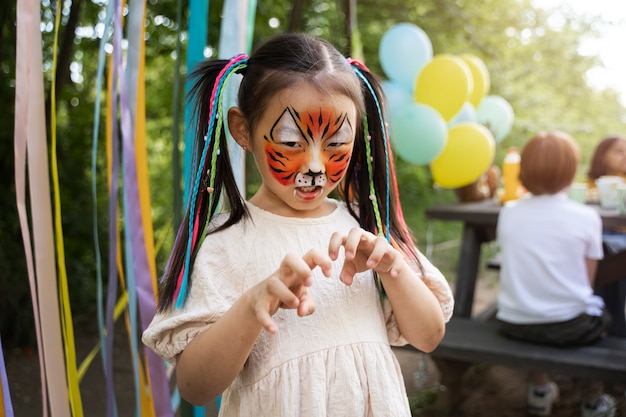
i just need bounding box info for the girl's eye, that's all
[283,142,299,148]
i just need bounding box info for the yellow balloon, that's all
[461,54,491,108]
[430,122,496,188]
[415,54,472,121]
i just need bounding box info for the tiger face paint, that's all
[263,107,354,199]
[240,84,358,216]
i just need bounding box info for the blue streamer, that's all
[183,0,209,203]
[91,0,114,398]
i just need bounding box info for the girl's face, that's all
[247,83,357,217]
[603,139,626,175]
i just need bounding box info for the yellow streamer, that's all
[49,2,83,415]
[0,379,5,416]
[133,6,161,415]
[77,292,128,381]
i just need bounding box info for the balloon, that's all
[379,23,433,92]
[460,54,490,108]
[476,95,515,142]
[448,102,477,127]
[430,122,496,188]
[415,54,472,121]
[381,80,414,121]
[390,103,448,165]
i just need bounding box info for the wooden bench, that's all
[403,317,626,383]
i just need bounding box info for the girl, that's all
[588,135,626,338]
[142,33,453,416]
[587,136,626,184]
[496,132,614,417]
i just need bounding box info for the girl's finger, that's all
[339,261,358,286]
[296,287,316,317]
[266,275,300,309]
[254,307,278,334]
[279,253,314,286]
[302,248,333,277]
[342,228,370,260]
[366,236,391,269]
[327,231,346,260]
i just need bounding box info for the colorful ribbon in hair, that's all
[347,57,370,72]
[349,61,391,241]
[173,54,249,309]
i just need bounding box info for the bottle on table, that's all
[501,147,521,203]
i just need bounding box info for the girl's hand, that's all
[247,249,332,334]
[328,228,406,285]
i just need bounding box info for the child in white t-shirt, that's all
[496,131,614,417]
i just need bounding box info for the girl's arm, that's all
[328,228,446,353]
[176,250,332,405]
[377,262,446,352]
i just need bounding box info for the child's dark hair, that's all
[587,136,626,180]
[158,32,421,310]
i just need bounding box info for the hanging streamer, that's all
[90,0,114,415]
[105,7,121,414]
[218,0,255,194]
[182,0,210,205]
[49,0,84,414]
[0,334,14,417]
[14,0,71,415]
[120,0,173,414]
[123,0,154,415]
[180,2,209,415]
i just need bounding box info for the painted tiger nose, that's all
[303,170,324,186]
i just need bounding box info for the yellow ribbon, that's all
[49,2,83,415]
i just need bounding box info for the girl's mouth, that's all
[295,186,322,201]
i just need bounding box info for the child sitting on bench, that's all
[496,131,615,417]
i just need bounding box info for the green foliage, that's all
[3,0,625,349]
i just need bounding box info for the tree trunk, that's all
[288,0,307,32]
[54,0,83,97]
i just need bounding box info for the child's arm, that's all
[328,228,446,353]
[586,257,598,287]
[175,249,332,405]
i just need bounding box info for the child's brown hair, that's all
[519,131,579,195]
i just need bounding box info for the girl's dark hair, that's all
[158,32,421,310]
[587,136,626,180]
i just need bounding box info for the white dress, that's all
[142,200,453,417]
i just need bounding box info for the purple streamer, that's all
[0,335,14,417]
[114,0,173,414]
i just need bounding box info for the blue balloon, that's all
[379,23,433,93]
[448,102,477,127]
[381,80,414,120]
[390,103,448,165]
[476,95,515,142]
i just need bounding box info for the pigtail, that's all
[345,60,421,269]
[158,55,249,311]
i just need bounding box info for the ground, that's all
[4,277,625,416]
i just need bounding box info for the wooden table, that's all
[425,198,626,318]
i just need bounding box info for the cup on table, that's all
[595,176,625,209]
[617,183,626,214]
[567,182,588,204]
